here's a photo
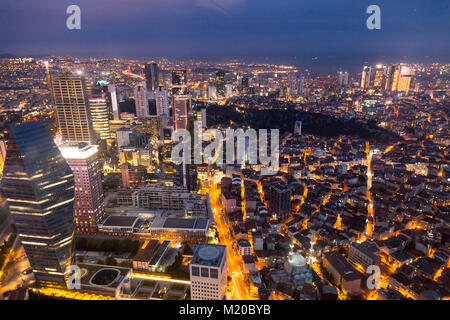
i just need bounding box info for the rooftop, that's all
[191,243,226,267]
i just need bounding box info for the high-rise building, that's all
[172,94,192,130]
[207,85,217,100]
[360,66,372,89]
[338,71,349,86]
[51,75,96,144]
[215,71,226,98]
[88,92,111,140]
[134,81,148,119]
[225,84,233,98]
[269,182,292,220]
[59,142,105,233]
[385,65,396,91]
[373,64,386,88]
[299,74,305,96]
[172,70,187,86]
[144,62,159,91]
[108,84,120,121]
[391,64,413,95]
[190,243,227,300]
[155,86,169,116]
[1,121,75,287]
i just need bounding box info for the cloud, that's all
[194,0,246,16]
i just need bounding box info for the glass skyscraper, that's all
[0,121,75,287]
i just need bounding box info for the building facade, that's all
[1,121,75,287]
[59,142,105,233]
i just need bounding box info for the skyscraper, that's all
[391,64,413,95]
[108,84,120,121]
[172,93,192,130]
[269,182,292,220]
[144,62,159,91]
[190,243,227,300]
[215,71,226,98]
[338,71,349,86]
[59,142,105,233]
[373,64,385,88]
[88,90,111,140]
[155,86,169,116]
[1,121,75,287]
[51,75,96,144]
[134,81,148,119]
[361,66,372,89]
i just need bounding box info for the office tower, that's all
[108,84,120,120]
[299,74,305,96]
[59,142,105,233]
[134,81,148,119]
[88,91,111,140]
[392,64,413,95]
[51,75,96,144]
[360,66,372,89]
[385,65,396,91]
[190,243,227,300]
[338,71,349,86]
[155,86,169,116]
[172,70,187,86]
[269,182,292,220]
[290,73,298,97]
[144,62,159,91]
[0,121,75,287]
[215,71,226,98]
[373,64,385,88]
[225,84,233,98]
[208,85,217,100]
[172,93,192,130]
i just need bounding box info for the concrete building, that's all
[348,240,380,271]
[323,251,362,296]
[59,142,105,233]
[190,243,227,300]
[51,75,96,144]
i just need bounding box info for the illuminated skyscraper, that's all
[59,142,105,233]
[338,71,348,86]
[155,86,169,116]
[108,84,120,121]
[391,64,413,95]
[172,94,192,130]
[51,75,96,144]
[88,91,111,140]
[360,66,372,89]
[145,62,159,91]
[384,65,396,91]
[0,121,75,287]
[134,81,148,119]
[373,64,385,88]
[215,71,226,98]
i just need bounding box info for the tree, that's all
[105,257,117,266]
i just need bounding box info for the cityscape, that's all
[0,1,448,306]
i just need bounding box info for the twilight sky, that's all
[0,0,449,60]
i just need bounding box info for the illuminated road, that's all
[208,172,255,300]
